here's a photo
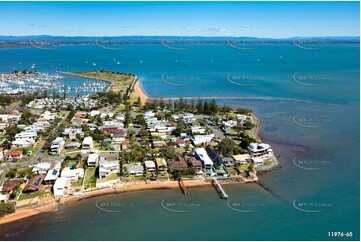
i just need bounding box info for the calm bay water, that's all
[0,43,359,240]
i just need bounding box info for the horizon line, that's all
[0,35,359,39]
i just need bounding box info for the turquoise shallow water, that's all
[0,44,359,240]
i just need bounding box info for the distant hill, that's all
[0,35,359,48]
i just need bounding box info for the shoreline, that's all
[0,179,212,225]
[133,79,149,105]
[0,71,263,226]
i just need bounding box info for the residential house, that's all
[62,128,84,139]
[144,160,156,172]
[183,113,197,123]
[12,139,35,148]
[14,130,37,144]
[87,154,99,167]
[65,142,81,149]
[155,158,167,171]
[188,157,203,173]
[192,134,214,146]
[49,137,65,155]
[205,147,224,168]
[167,156,188,171]
[123,163,144,176]
[167,141,177,148]
[236,114,248,124]
[176,139,186,147]
[152,140,167,148]
[44,169,60,185]
[232,154,251,165]
[112,130,127,142]
[144,111,155,118]
[22,174,45,193]
[98,159,119,179]
[191,126,206,135]
[53,177,70,197]
[222,120,238,132]
[5,150,23,161]
[195,148,213,172]
[82,136,93,150]
[222,157,235,167]
[60,168,84,182]
[121,141,130,150]
[247,142,273,160]
[2,179,23,193]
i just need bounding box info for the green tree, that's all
[196,97,203,114]
[218,138,237,156]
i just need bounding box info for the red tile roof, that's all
[6,150,22,156]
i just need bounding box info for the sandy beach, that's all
[133,80,149,105]
[0,179,211,225]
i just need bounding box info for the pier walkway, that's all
[213,178,228,199]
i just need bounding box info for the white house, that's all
[236,114,248,124]
[14,130,37,141]
[183,113,197,123]
[223,120,238,129]
[44,169,60,185]
[144,160,156,172]
[49,137,65,155]
[247,143,273,159]
[32,162,53,174]
[61,168,84,182]
[98,160,119,178]
[12,139,35,148]
[82,136,93,150]
[191,126,206,135]
[53,177,70,197]
[87,153,99,167]
[144,111,155,118]
[195,148,213,170]
[192,134,214,146]
[90,110,100,117]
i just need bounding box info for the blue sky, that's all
[0,1,359,37]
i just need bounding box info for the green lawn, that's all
[237,163,251,171]
[84,168,97,188]
[105,173,119,181]
[0,171,6,186]
[226,167,239,175]
[18,191,43,201]
[71,178,83,187]
[263,159,273,166]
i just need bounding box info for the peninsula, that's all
[0,70,279,225]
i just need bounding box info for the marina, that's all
[0,71,109,96]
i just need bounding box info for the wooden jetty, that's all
[178,178,187,194]
[213,178,228,199]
